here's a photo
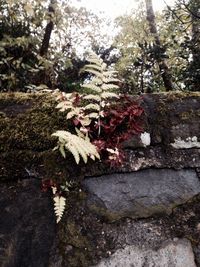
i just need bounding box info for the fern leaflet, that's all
[53,195,66,223]
[52,130,100,164]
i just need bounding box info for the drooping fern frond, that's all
[52,130,100,164]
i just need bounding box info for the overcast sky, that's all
[75,0,176,19]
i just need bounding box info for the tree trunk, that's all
[40,0,56,57]
[189,0,200,90]
[145,0,174,91]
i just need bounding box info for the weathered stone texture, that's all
[93,239,196,267]
[0,92,200,267]
[0,179,56,267]
[83,169,200,221]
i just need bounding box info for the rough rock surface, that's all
[0,179,56,267]
[93,239,196,267]
[83,169,200,221]
[0,92,200,267]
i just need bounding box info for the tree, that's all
[40,0,56,57]
[145,0,174,91]
[113,5,173,93]
[164,0,200,91]
[0,0,109,91]
[113,8,156,94]
[186,0,200,90]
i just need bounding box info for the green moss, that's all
[179,109,200,120]
[65,221,90,248]
[0,93,69,181]
[0,93,67,152]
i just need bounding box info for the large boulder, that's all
[83,169,200,221]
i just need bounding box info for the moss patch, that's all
[0,93,67,152]
[0,92,69,181]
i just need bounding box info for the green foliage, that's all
[113,0,200,93]
[0,0,109,92]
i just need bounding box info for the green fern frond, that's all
[82,64,103,72]
[101,92,119,99]
[83,94,101,101]
[52,52,122,167]
[103,77,121,83]
[81,83,102,93]
[84,103,100,111]
[101,84,119,90]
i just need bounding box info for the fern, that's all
[51,53,125,222]
[81,53,120,102]
[50,53,125,224]
[81,83,102,93]
[101,92,119,99]
[52,130,100,164]
[53,53,121,165]
[101,84,119,90]
[84,103,100,111]
[53,195,66,223]
[83,94,101,101]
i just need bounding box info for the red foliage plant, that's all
[43,95,144,193]
[78,95,144,166]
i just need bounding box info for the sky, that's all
[75,0,176,19]
[73,0,176,54]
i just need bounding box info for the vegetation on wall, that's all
[50,53,144,222]
[0,0,199,222]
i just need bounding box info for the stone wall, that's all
[0,92,200,267]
